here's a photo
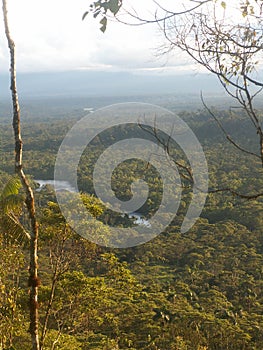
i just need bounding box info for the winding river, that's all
[36,180,150,227]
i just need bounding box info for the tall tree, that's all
[2,1,40,349]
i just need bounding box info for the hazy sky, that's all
[0,0,196,74]
[0,0,261,79]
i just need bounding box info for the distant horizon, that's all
[0,69,225,99]
[0,70,262,120]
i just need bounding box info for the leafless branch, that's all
[200,92,261,159]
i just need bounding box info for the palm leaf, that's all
[0,175,21,200]
[0,176,29,244]
[1,193,25,214]
[1,212,30,242]
[0,175,24,214]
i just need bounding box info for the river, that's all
[35,180,76,193]
[36,180,150,227]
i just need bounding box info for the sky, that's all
[0,0,261,88]
[0,0,197,74]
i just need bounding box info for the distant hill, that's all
[0,70,223,99]
[0,70,262,122]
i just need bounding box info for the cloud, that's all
[0,0,197,74]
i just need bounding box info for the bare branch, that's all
[108,0,213,27]
[200,92,261,159]
[208,187,263,200]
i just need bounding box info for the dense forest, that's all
[1,106,263,349]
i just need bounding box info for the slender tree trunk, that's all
[260,133,263,168]
[40,261,58,349]
[2,1,40,349]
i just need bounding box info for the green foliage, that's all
[0,176,30,243]
[42,330,83,350]
[0,237,26,349]
[0,108,263,348]
[83,0,122,32]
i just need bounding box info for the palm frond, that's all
[1,212,30,244]
[0,175,29,245]
[1,193,25,214]
[0,175,21,200]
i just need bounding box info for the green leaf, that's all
[0,176,21,201]
[109,0,120,15]
[221,1,226,9]
[82,11,89,21]
[100,17,107,33]
[1,213,30,242]
[1,193,24,213]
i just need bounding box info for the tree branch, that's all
[200,92,261,159]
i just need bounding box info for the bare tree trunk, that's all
[2,1,40,349]
[260,134,263,169]
[40,258,59,350]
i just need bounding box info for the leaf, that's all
[109,0,120,15]
[1,193,24,213]
[82,11,89,21]
[100,17,107,33]
[0,176,21,201]
[93,10,101,18]
[221,1,226,9]
[1,213,30,242]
